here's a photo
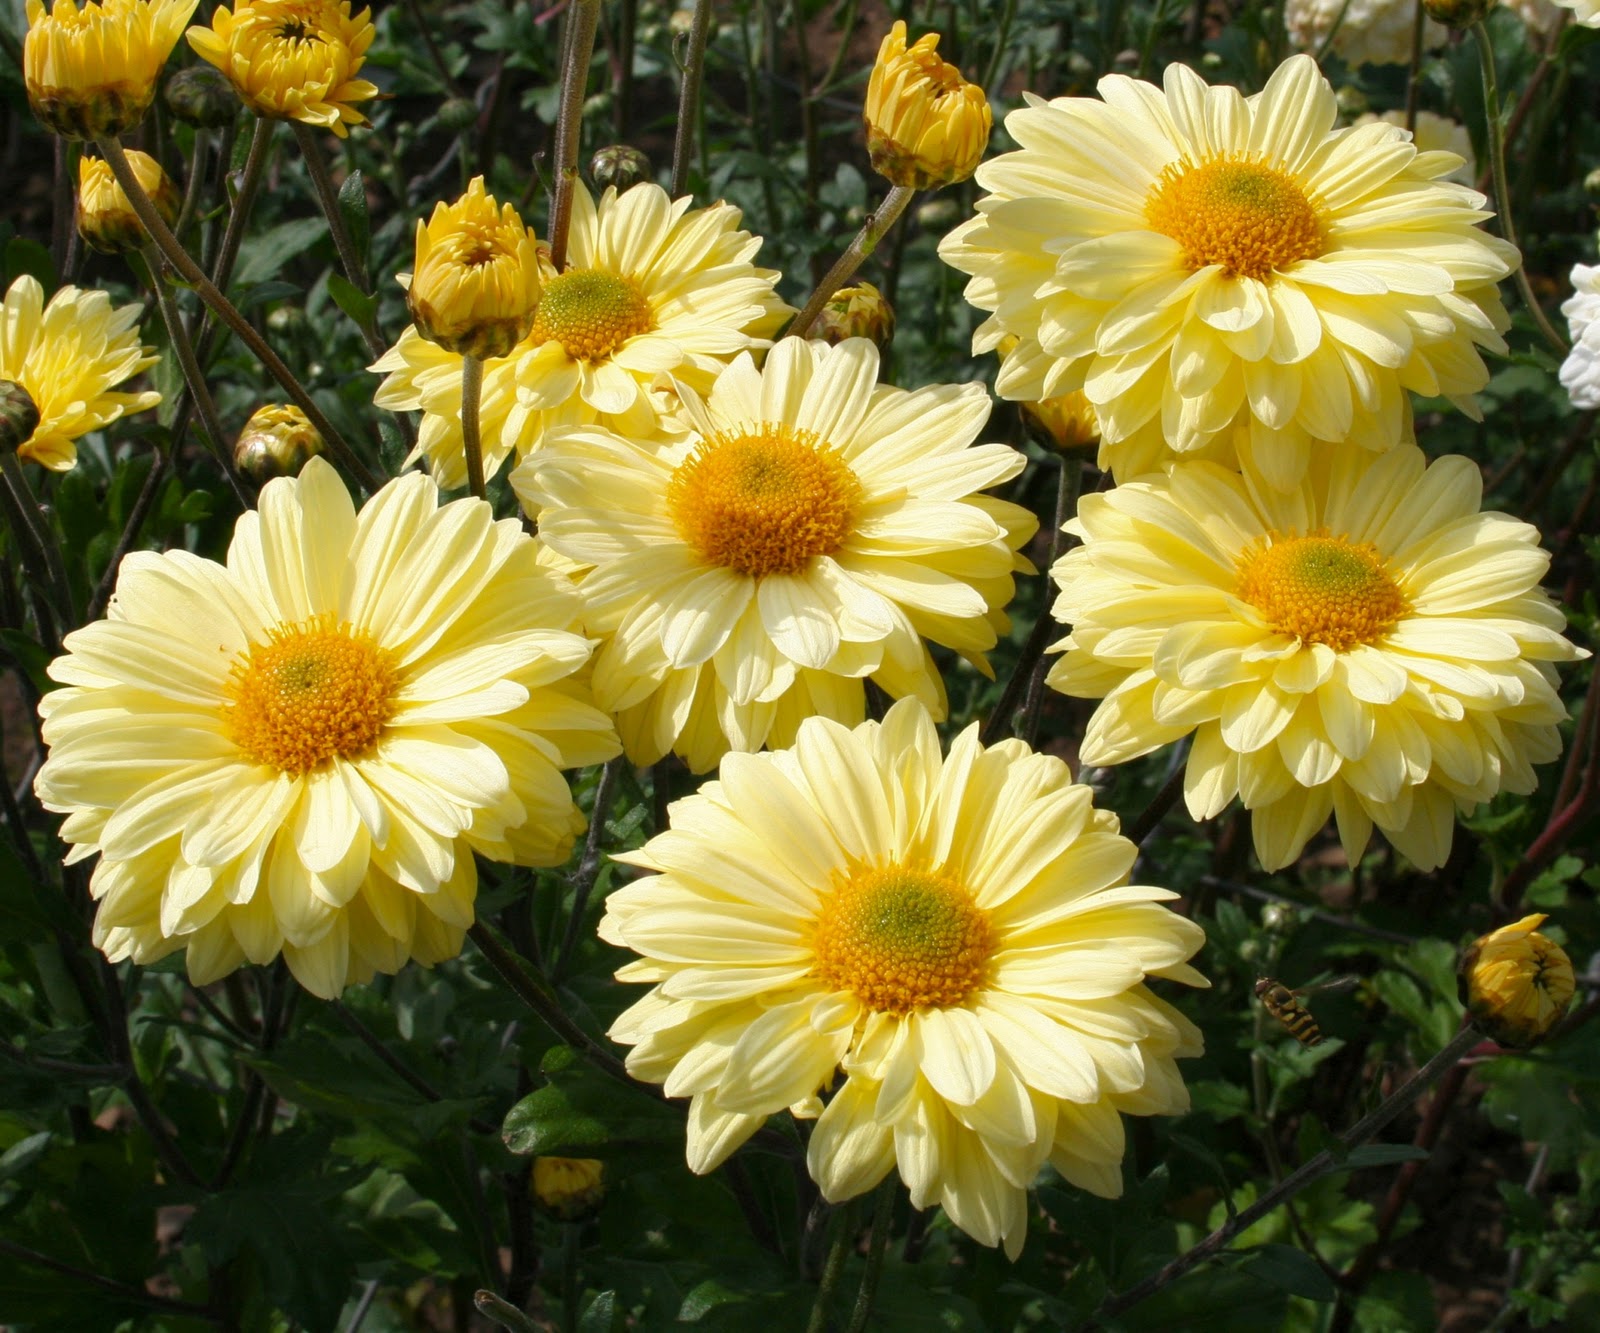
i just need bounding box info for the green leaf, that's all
[0,628,54,695]
[1239,1244,1336,1302]
[234,216,330,286]
[577,1289,619,1332]
[1112,1265,1289,1331]
[4,237,54,291]
[328,272,378,328]
[501,1056,683,1159]
[1341,1144,1431,1169]
[337,169,370,272]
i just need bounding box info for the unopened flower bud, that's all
[589,144,652,193]
[1420,0,1494,27]
[1461,913,1576,1048]
[234,403,324,482]
[999,336,1099,451]
[531,1157,605,1221]
[0,380,42,455]
[77,150,180,255]
[864,21,990,189]
[437,97,478,132]
[164,65,239,128]
[406,176,540,361]
[809,282,895,350]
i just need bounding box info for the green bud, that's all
[1420,0,1494,28]
[437,98,479,133]
[163,66,240,129]
[589,144,653,192]
[0,380,41,455]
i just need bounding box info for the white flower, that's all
[1560,264,1600,409]
[1285,0,1446,67]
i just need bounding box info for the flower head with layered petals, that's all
[1463,913,1576,1047]
[1046,445,1585,872]
[1559,263,1600,409]
[187,0,378,136]
[35,459,620,997]
[939,56,1518,489]
[25,0,197,138]
[77,149,180,254]
[864,21,991,189]
[373,181,791,489]
[0,275,159,471]
[512,338,1037,773]
[601,699,1207,1259]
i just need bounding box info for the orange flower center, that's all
[1145,155,1325,280]
[531,269,654,362]
[811,863,994,1015]
[1235,531,1409,651]
[222,613,399,774]
[667,424,860,578]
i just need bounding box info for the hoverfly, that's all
[1255,976,1323,1047]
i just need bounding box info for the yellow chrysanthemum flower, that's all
[24,0,196,139]
[34,458,620,998]
[863,21,991,190]
[0,275,160,471]
[77,149,180,255]
[372,181,791,490]
[601,698,1207,1259]
[939,55,1519,489]
[405,176,541,361]
[186,0,378,136]
[512,338,1037,773]
[1462,913,1576,1048]
[1046,445,1586,872]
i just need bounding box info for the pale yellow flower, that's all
[939,56,1518,490]
[864,21,991,189]
[0,275,159,471]
[603,699,1206,1258]
[1463,913,1576,1047]
[187,0,378,136]
[77,150,180,254]
[1352,111,1476,187]
[34,459,620,997]
[25,0,197,139]
[406,176,541,361]
[512,337,1037,773]
[1047,445,1585,872]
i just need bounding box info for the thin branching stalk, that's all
[1472,20,1568,355]
[0,452,73,627]
[141,246,255,509]
[0,1237,220,1321]
[805,1200,859,1333]
[51,138,72,279]
[96,134,381,495]
[555,755,626,977]
[1123,758,1188,847]
[787,185,917,337]
[173,127,212,242]
[550,0,602,271]
[1311,0,1357,66]
[291,121,385,358]
[1404,0,1425,134]
[190,115,276,346]
[845,1179,898,1333]
[671,2,717,199]
[460,354,487,499]
[1093,1023,1487,1323]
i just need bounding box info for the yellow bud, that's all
[1461,913,1576,1048]
[24,0,198,140]
[77,151,180,255]
[531,1157,605,1221]
[233,404,324,482]
[406,176,541,361]
[185,0,379,138]
[809,282,896,351]
[863,21,991,190]
[999,336,1100,451]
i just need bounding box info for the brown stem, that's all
[290,121,386,359]
[549,0,602,271]
[787,185,917,339]
[670,1,715,198]
[460,354,486,498]
[95,135,381,495]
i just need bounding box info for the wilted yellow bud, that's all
[1462,914,1576,1048]
[810,283,896,350]
[77,152,180,255]
[24,0,197,139]
[531,1157,605,1221]
[998,336,1099,451]
[406,177,541,361]
[186,0,379,138]
[863,21,991,189]
[233,403,324,481]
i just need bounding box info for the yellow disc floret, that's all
[1235,531,1409,651]
[530,270,655,363]
[810,862,994,1015]
[223,613,398,774]
[1145,155,1325,280]
[667,424,861,578]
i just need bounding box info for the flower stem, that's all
[670,0,715,199]
[805,1199,859,1333]
[460,353,486,499]
[549,0,602,271]
[1404,0,1426,134]
[191,115,276,346]
[1472,20,1568,356]
[845,1180,897,1333]
[787,186,917,339]
[96,134,381,496]
[1093,1022,1487,1323]
[290,121,385,359]
[141,245,254,510]
[0,451,73,626]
